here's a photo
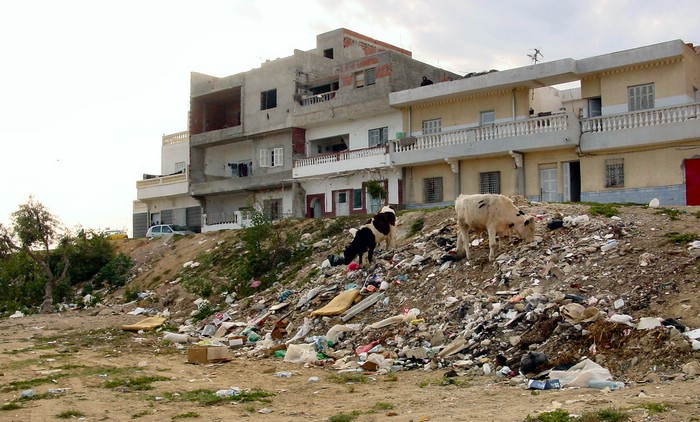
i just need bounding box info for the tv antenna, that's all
[527,48,543,64]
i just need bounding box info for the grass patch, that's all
[328,411,361,422]
[368,402,395,413]
[56,409,85,419]
[640,402,670,415]
[131,410,151,419]
[418,376,470,388]
[525,409,573,421]
[3,374,70,391]
[104,375,170,391]
[172,412,200,419]
[665,231,699,243]
[408,218,424,237]
[1,402,22,410]
[162,388,274,406]
[588,203,621,218]
[579,407,630,422]
[654,207,683,220]
[328,373,369,384]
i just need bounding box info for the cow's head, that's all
[509,214,535,243]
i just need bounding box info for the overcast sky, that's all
[1,0,697,235]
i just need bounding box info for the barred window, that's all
[353,189,363,209]
[354,67,376,88]
[263,198,282,221]
[368,127,388,147]
[628,83,654,111]
[479,171,501,194]
[605,158,624,188]
[423,177,443,203]
[422,118,441,135]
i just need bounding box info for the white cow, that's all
[455,194,535,261]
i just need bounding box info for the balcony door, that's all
[540,167,558,202]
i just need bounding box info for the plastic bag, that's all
[283,343,317,364]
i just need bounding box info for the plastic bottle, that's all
[588,380,625,390]
[600,240,619,252]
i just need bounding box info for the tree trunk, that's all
[41,278,55,313]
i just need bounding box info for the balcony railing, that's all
[582,103,700,133]
[294,145,388,168]
[301,91,336,106]
[393,113,569,153]
[163,131,189,145]
[136,172,187,189]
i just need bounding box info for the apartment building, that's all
[133,131,202,237]
[388,39,700,207]
[188,29,458,230]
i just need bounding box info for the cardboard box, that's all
[187,346,231,364]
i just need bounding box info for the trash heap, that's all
[147,203,699,389]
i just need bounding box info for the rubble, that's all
[106,202,699,390]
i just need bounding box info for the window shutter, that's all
[259,149,271,168]
[273,147,284,167]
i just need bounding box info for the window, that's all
[588,97,602,117]
[175,161,186,173]
[480,171,501,194]
[323,48,333,59]
[263,199,282,221]
[480,110,495,125]
[260,89,277,110]
[423,177,443,203]
[605,158,624,188]
[368,127,389,147]
[422,119,442,135]
[259,148,284,168]
[229,161,253,177]
[353,189,363,209]
[354,67,376,88]
[338,192,347,203]
[628,83,654,111]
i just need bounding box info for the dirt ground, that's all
[2,203,700,421]
[1,313,699,421]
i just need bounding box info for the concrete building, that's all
[389,39,700,207]
[133,131,202,237]
[189,29,459,230]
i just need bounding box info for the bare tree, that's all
[0,197,71,313]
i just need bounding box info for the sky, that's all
[1,0,697,235]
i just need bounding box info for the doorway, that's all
[310,198,322,218]
[563,161,581,202]
[686,158,700,205]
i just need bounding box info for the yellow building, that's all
[389,40,700,206]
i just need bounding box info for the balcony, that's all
[293,145,389,178]
[391,114,576,166]
[136,172,188,200]
[300,91,337,106]
[581,103,700,151]
[201,210,252,233]
[190,169,294,196]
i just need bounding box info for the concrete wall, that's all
[403,163,457,204]
[458,155,521,196]
[161,139,189,174]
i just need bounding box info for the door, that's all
[336,191,350,216]
[311,198,322,218]
[686,158,700,205]
[562,161,581,202]
[150,212,161,226]
[540,168,558,202]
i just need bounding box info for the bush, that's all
[92,253,133,291]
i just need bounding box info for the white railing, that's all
[301,91,337,106]
[163,131,189,145]
[202,211,252,232]
[582,103,700,133]
[293,145,388,168]
[393,114,569,153]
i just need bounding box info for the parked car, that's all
[146,224,195,238]
[104,229,128,240]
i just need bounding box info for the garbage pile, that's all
[138,203,700,388]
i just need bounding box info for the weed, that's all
[5,374,69,391]
[1,402,22,410]
[172,412,200,419]
[408,218,424,237]
[664,232,698,243]
[383,372,398,382]
[525,409,573,421]
[372,402,395,411]
[56,409,85,419]
[655,207,683,220]
[162,388,274,406]
[694,210,700,219]
[328,373,368,384]
[189,302,217,323]
[418,376,469,387]
[328,411,361,422]
[123,285,139,302]
[640,402,669,414]
[588,203,621,218]
[579,407,630,421]
[104,375,169,391]
[131,410,150,419]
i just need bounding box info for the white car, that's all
[146,224,195,238]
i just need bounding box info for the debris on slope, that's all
[105,203,700,388]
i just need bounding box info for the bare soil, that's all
[1,203,700,421]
